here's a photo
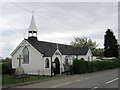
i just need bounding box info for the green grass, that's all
[2,74,51,86]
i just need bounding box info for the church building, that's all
[11,14,93,75]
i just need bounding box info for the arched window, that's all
[23,46,29,64]
[45,58,49,68]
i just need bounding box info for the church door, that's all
[54,58,60,74]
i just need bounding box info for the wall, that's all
[43,57,51,75]
[78,49,93,61]
[12,40,44,75]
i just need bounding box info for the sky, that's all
[0,1,119,58]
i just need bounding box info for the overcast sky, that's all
[0,2,118,58]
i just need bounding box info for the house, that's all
[11,14,93,75]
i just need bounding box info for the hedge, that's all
[2,60,12,74]
[73,58,120,74]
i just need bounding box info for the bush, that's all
[73,58,120,74]
[73,59,87,74]
[2,60,12,74]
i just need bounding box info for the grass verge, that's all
[2,74,51,86]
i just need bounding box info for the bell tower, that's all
[28,11,37,38]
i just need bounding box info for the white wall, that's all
[12,40,44,75]
[78,49,93,61]
[78,55,87,60]
[43,57,51,75]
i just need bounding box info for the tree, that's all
[104,29,119,58]
[93,48,104,57]
[70,36,98,53]
[2,57,12,74]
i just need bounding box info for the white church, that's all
[11,14,93,76]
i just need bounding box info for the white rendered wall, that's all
[78,55,87,60]
[78,49,92,61]
[12,40,44,75]
[43,57,51,75]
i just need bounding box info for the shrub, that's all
[73,58,120,74]
[73,59,87,74]
[2,60,12,74]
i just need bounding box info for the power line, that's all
[29,2,76,31]
[20,2,72,31]
[0,21,22,39]
[21,2,75,38]
[12,3,55,27]
[7,2,75,42]
[11,2,31,13]
[11,3,62,38]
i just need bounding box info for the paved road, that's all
[15,68,119,89]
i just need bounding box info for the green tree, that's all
[70,36,98,53]
[104,29,119,58]
[2,57,12,74]
[93,48,104,57]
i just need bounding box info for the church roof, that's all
[26,37,89,57]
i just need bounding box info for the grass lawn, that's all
[2,74,51,86]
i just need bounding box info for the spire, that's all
[28,12,37,32]
[28,11,37,38]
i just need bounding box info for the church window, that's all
[23,46,29,64]
[45,58,49,68]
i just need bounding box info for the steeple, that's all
[28,11,37,38]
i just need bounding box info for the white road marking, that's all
[90,87,98,90]
[51,82,72,88]
[106,78,119,84]
[76,77,89,82]
[51,84,62,88]
[85,77,89,80]
[93,87,98,89]
[65,82,72,85]
[76,80,81,82]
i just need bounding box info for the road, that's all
[15,68,119,89]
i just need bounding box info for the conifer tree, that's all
[104,29,118,58]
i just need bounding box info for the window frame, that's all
[22,46,29,64]
[45,58,49,68]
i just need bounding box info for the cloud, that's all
[1,2,118,58]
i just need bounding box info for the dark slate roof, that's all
[26,37,89,57]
